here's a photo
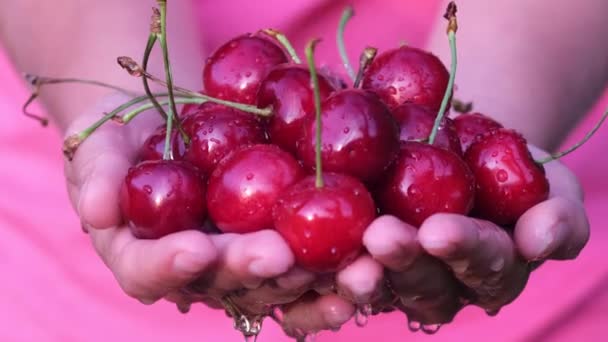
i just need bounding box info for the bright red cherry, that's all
[273,173,376,273]
[297,89,399,183]
[203,34,289,105]
[465,129,549,225]
[182,106,266,175]
[120,160,207,239]
[454,112,503,152]
[138,125,185,162]
[393,103,462,155]
[257,64,335,154]
[361,46,449,111]
[377,142,475,227]
[207,144,304,234]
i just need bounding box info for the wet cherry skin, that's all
[376,142,476,227]
[257,64,336,154]
[361,46,450,111]
[138,125,186,162]
[203,34,289,105]
[464,129,550,226]
[120,160,207,239]
[207,144,305,234]
[273,173,377,273]
[297,89,400,183]
[453,112,503,152]
[182,106,267,175]
[393,103,462,155]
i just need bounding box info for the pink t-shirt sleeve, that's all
[2,0,608,340]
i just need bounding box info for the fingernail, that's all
[173,252,209,275]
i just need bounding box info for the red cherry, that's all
[203,34,289,105]
[207,144,304,234]
[297,89,399,183]
[273,173,376,273]
[393,103,462,155]
[453,112,503,152]
[465,129,549,225]
[377,142,475,227]
[361,46,449,111]
[138,125,186,162]
[120,160,207,239]
[182,106,266,175]
[257,64,335,154]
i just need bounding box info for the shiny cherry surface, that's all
[454,112,503,152]
[138,125,186,162]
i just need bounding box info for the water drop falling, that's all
[270,306,284,324]
[421,324,442,335]
[486,308,500,317]
[408,320,421,332]
[355,304,372,327]
[244,335,258,342]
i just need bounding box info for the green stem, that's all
[337,6,356,82]
[306,39,324,188]
[537,108,608,164]
[157,0,178,160]
[121,98,206,124]
[142,34,167,120]
[353,47,377,88]
[261,29,302,63]
[428,30,457,145]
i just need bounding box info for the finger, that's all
[89,226,218,304]
[388,255,463,324]
[281,293,355,335]
[515,197,589,261]
[336,254,384,304]
[418,214,529,311]
[363,215,421,271]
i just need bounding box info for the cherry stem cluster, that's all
[306,39,324,188]
[428,1,458,145]
[337,6,356,82]
[262,29,302,63]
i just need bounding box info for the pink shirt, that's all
[1,1,607,341]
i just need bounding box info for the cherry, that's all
[453,112,503,152]
[203,34,289,105]
[376,142,475,227]
[273,173,376,273]
[138,124,186,162]
[393,103,462,155]
[182,106,267,175]
[297,89,399,183]
[464,129,549,226]
[257,64,335,154]
[120,160,207,239]
[206,144,304,234]
[361,46,450,111]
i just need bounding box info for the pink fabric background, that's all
[1,0,607,340]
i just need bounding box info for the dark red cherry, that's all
[203,34,289,105]
[465,129,549,225]
[454,112,503,152]
[207,144,304,234]
[273,173,376,273]
[297,89,399,183]
[393,103,462,155]
[138,125,186,162]
[377,142,475,227]
[182,106,266,175]
[257,64,335,154]
[120,160,207,239]
[361,46,449,111]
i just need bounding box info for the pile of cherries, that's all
[120,27,551,275]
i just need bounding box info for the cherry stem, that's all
[428,2,458,145]
[120,97,205,124]
[305,38,324,188]
[117,56,273,116]
[21,74,134,127]
[353,47,377,88]
[157,0,178,160]
[537,108,608,164]
[337,6,356,82]
[261,29,301,63]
